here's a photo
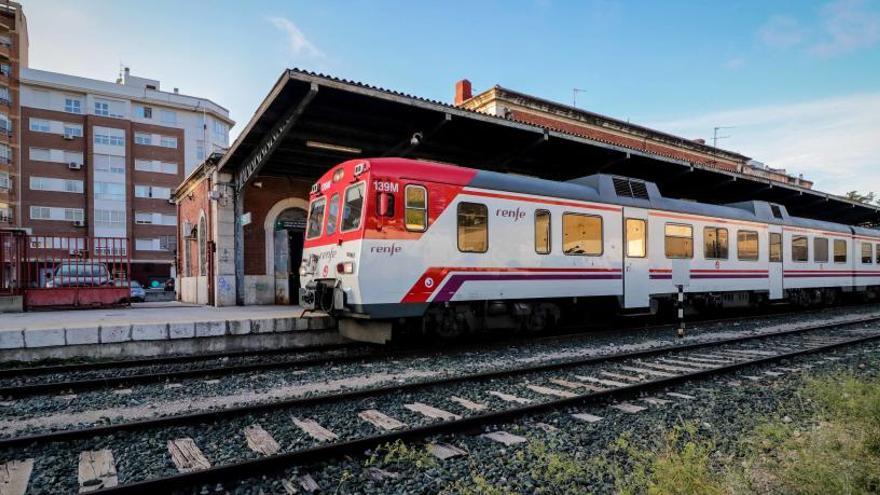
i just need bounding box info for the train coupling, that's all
[299,279,345,312]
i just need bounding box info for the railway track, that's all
[0,306,847,399]
[2,314,878,494]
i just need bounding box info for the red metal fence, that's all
[0,231,131,309]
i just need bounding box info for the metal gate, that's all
[0,232,131,309]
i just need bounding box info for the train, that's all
[298,158,880,343]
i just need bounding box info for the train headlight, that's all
[336,261,355,274]
[299,265,308,276]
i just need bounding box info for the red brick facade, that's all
[242,176,310,276]
[176,172,211,278]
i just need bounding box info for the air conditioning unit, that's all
[63,134,75,141]
[68,162,82,170]
[73,220,86,227]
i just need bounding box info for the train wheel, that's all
[428,308,466,340]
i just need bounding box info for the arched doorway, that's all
[272,207,307,304]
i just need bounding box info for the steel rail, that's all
[0,342,360,379]
[0,307,838,398]
[1,314,876,452]
[92,326,880,494]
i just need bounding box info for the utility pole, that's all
[712,126,734,148]
[572,88,588,108]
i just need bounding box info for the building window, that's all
[196,140,205,160]
[737,231,759,261]
[30,206,50,220]
[160,109,176,125]
[94,209,125,225]
[94,101,109,116]
[0,63,10,77]
[134,105,152,119]
[625,218,647,258]
[95,181,125,200]
[563,213,603,256]
[135,212,153,224]
[0,171,9,190]
[64,98,82,114]
[134,132,152,145]
[0,113,10,134]
[29,177,83,194]
[535,210,551,255]
[792,236,809,262]
[404,185,427,232]
[814,237,829,263]
[64,124,83,138]
[834,239,847,263]
[0,143,9,163]
[0,86,10,104]
[861,242,873,264]
[94,133,124,146]
[29,118,50,133]
[457,202,488,253]
[29,147,51,162]
[159,135,177,148]
[703,227,729,259]
[93,154,125,174]
[665,223,693,259]
[64,208,84,222]
[134,185,170,199]
[0,35,11,48]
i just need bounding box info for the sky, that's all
[23,0,880,196]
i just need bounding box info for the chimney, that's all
[454,79,472,106]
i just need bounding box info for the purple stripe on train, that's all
[433,273,622,302]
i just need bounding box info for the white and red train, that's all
[298,158,880,343]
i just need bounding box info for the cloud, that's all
[267,16,324,59]
[810,0,880,57]
[647,93,880,195]
[757,15,807,49]
[723,56,746,70]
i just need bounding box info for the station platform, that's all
[0,302,340,362]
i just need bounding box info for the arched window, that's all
[182,223,191,277]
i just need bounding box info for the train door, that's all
[623,207,650,309]
[768,226,783,299]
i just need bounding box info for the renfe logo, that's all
[496,207,526,221]
[371,244,402,256]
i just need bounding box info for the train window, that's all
[834,239,847,263]
[703,227,729,259]
[457,202,488,253]
[769,233,782,262]
[404,185,428,232]
[325,193,340,235]
[562,213,603,256]
[341,183,365,232]
[535,210,551,254]
[305,197,326,240]
[737,231,759,261]
[792,236,809,262]
[861,242,873,264]
[665,223,693,259]
[876,244,880,264]
[625,218,647,258]
[813,237,828,263]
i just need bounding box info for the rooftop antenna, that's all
[572,88,588,108]
[712,126,735,148]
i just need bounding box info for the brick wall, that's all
[242,176,310,275]
[176,173,211,278]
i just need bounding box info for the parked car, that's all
[45,262,112,288]
[120,280,146,302]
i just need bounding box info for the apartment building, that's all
[14,68,233,284]
[0,2,234,285]
[0,1,26,226]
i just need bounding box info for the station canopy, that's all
[220,69,880,226]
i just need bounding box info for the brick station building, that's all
[175,69,873,308]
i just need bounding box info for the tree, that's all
[845,191,878,205]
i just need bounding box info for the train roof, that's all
[369,159,879,237]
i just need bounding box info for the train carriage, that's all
[298,158,880,343]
